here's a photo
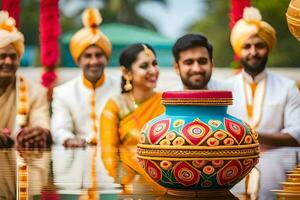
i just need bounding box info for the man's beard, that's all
[240,55,268,76]
[180,73,211,90]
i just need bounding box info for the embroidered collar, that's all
[242,69,267,84]
[82,74,106,89]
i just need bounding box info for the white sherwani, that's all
[227,69,300,143]
[51,75,120,144]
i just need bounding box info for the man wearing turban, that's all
[51,8,119,147]
[0,11,51,148]
[228,7,300,147]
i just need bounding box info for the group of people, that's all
[1,6,300,156]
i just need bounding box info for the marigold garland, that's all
[17,76,29,128]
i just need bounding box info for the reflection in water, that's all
[51,146,118,193]
[17,162,28,200]
[0,146,299,199]
[258,148,300,200]
[232,147,300,200]
[0,150,16,199]
[78,147,98,200]
[0,149,50,200]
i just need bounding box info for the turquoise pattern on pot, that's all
[137,91,259,195]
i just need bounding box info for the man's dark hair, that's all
[172,33,213,62]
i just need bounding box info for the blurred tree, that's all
[16,0,166,66]
[188,1,231,68]
[18,0,166,46]
[101,0,166,31]
[188,0,300,68]
[20,0,40,46]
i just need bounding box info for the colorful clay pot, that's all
[137,91,259,197]
[287,0,300,41]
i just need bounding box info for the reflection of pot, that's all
[137,91,259,197]
[288,174,300,182]
[286,0,300,41]
[282,182,300,191]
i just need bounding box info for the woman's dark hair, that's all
[172,33,213,62]
[119,43,156,93]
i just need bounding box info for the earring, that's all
[124,78,132,91]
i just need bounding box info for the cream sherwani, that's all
[51,75,120,144]
[0,76,50,138]
[227,69,300,143]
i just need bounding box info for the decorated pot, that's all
[137,91,259,197]
[286,0,300,41]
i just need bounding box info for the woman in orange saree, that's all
[100,43,165,193]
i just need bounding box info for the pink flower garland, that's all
[1,0,21,28]
[40,0,60,99]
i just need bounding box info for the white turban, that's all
[0,11,24,58]
[230,7,276,56]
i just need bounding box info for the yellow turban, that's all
[230,7,276,56]
[70,8,112,62]
[0,11,24,58]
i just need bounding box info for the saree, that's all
[100,92,165,192]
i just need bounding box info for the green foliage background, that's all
[4,0,300,67]
[188,0,299,67]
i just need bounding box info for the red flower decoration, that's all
[173,162,200,186]
[182,119,211,146]
[145,160,162,182]
[217,160,242,186]
[40,0,60,90]
[224,118,246,144]
[148,119,170,144]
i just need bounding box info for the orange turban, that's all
[230,7,276,56]
[70,8,112,62]
[0,11,24,58]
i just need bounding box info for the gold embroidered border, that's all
[161,98,233,106]
[137,155,259,161]
[137,146,259,158]
[137,143,259,150]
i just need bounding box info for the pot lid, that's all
[161,90,233,106]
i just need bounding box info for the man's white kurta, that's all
[227,70,300,143]
[51,75,120,144]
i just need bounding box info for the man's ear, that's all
[211,59,215,71]
[173,61,180,75]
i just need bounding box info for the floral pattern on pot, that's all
[140,117,256,146]
[138,157,259,190]
[137,91,259,192]
[147,119,170,144]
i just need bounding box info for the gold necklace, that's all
[129,92,138,109]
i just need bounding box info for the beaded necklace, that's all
[16,76,29,200]
[17,76,29,128]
